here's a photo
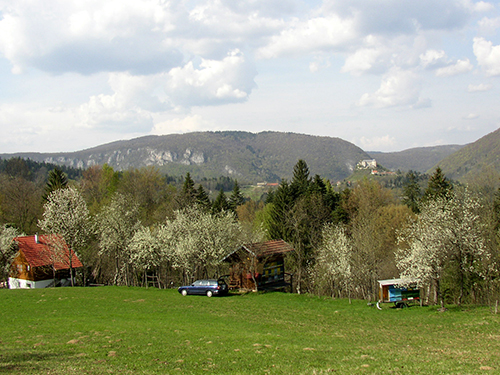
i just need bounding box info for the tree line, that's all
[1,157,500,308]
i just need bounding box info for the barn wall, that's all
[8,277,54,289]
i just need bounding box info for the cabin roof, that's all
[378,278,417,287]
[223,239,294,262]
[13,235,83,270]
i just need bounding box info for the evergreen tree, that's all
[264,180,294,240]
[402,171,422,213]
[177,173,196,208]
[290,159,311,199]
[195,185,212,212]
[310,174,327,196]
[424,167,452,202]
[212,189,229,214]
[43,167,68,201]
[228,180,245,211]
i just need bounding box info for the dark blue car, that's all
[178,279,228,297]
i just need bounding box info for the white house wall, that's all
[8,277,54,289]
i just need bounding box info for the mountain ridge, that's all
[0,131,372,182]
[4,129,497,183]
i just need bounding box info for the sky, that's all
[1,0,500,154]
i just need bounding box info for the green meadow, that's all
[1,287,499,374]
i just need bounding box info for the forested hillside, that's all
[369,144,464,172]
[437,127,500,181]
[0,131,372,183]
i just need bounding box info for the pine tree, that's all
[424,167,452,202]
[177,173,196,208]
[43,167,68,201]
[290,159,311,199]
[212,189,229,214]
[402,171,422,213]
[310,174,327,196]
[228,180,245,211]
[264,180,294,240]
[195,185,212,212]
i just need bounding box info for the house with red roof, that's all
[8,234,83,289]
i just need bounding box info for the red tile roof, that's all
[14,235,83,270]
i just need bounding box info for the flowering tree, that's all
[95,193,141,285]
[38,186,90,286]
[128,225,169,286]
[315,224,354,300]
[158,207,245,283]
[396,189,488,307]
[0,225,24,284]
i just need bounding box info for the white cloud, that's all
[463,113,479,120]
[469,1,495,13]
[358,135,396,150]
[435,58,473,77]
[0,0,498,154]
[478,16,500,34]
[165,49,256,107]
[473,37,500,76]
[151,115,216,135]
[467,83,493,92]
[420,50,448,68]
[326,0,473,35]
[257,15,356,59]
[341,45,386,76]
[309,56,331,73]
[77,72,167,131]
[0,0,184,75]
[76,49,256,130]
[357,68,424,108]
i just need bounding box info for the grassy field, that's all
[1,287,499,374]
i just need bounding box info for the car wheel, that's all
[206,290,213,297]
[181,289,188,296]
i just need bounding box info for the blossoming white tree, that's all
[315,224,354,300]
[95,193,141,285]
[38,186,91,286]
[396,189,488,307]
[0,225,24,284]
[158,206,245,284]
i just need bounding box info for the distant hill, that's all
[0,131,372,183]
[434,128,500,180]
[368,145,464,173]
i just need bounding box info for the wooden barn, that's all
[8,234,83,289]
[222,240,294,292]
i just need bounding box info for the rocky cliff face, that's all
[0,131,372,182]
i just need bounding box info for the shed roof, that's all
[223,239,295,262]
[14,235,83,270]
[378,278,417,287]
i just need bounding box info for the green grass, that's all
[1,287,499,374]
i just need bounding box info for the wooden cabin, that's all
[222,240,294,291]
[8,234,83,289]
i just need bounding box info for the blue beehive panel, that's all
[388,286,402,302]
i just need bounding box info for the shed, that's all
[222,240,294,291]
[377,278,420,308]
[8,234,83,289]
